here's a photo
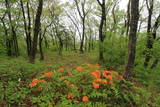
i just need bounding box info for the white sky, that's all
[60,0,128,10]
[119,0,128,10]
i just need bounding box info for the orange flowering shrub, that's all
[58,68,65,72]
[43,72,53,78]
[106,75,113,81]
[101,80,107,84]
[82,96,89,102]
[90,70,101,79]
[69,84,75,88]
[76,66,86,71]
[67,93,74,99]
[29,63,125,105]
[29,78,46,88]
[93,82,100,89]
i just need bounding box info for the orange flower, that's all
[39,80,46,82]
[94,79,101,83]
[117,75,124,80]
[38,85,43,90]
[29,82,37,88]
[90,70,101,79]
[44,72,53,78]
[106,75,112,80]
[90,72,97,78]
[93,82,99,89]
[29,79,46,88]
[29,78,39,88]
[76,66,86,71]
[69,84,75,88]
[82,96,89,102]
[67,93,74,99]
[108,81,114,85]
[101,80,107,84]
[58,68,64,72]
[103,70,112,76]
[32,78,39,83]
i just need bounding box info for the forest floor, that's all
[0,51,160,106]
[44,51,98,71]
[0,51,99,80]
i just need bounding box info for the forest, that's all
[0,0,160,106]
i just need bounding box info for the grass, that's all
[0,51,98,80]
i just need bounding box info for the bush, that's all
[0,60,159,106]
[26,64,151,106]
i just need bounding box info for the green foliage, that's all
[3,81,31,105]
[0,52,160,106]
[104,34,127,68]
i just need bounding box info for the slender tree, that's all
[97,0,106,62]
[20,0,32,56]
[29,0,43,63]
[74,0,90,53]
[144,0,154,66]
[5,0,19,57]
[126,0,131,36]
[124,0,139,80]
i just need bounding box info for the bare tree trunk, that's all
[124,0,139,80]
[144,0,154,66]
[97,0,106,62]
[39,27,44,61]
[27,2,32,56]
[74,0,89,53]
[20,0,31,56]
[29,0,43,63]
[80,18,85,53]
[126,0,131,36]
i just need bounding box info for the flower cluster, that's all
[29,64,124,103]
[29,78,46,88]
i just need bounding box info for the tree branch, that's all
[97,0,102,6]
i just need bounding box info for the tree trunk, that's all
[80,18,85,53]
[126,0,131,36]
[27,2,32,56]
[20,0,31,56]
[29,0,43,63]
[124,0,139,80]
[97,0,106,62]
[144,0,154,67]
[39,29,44,61]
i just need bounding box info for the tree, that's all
[0,12,11,56]
[126,0,131,36]
[144,0,154,66]
[150,14,160,68]
[5,0,20,57]
[97,0,106,62]
[20,0,32,56]
[74,0,90,53]
[124,0,139,80]
[29,0,43,63]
